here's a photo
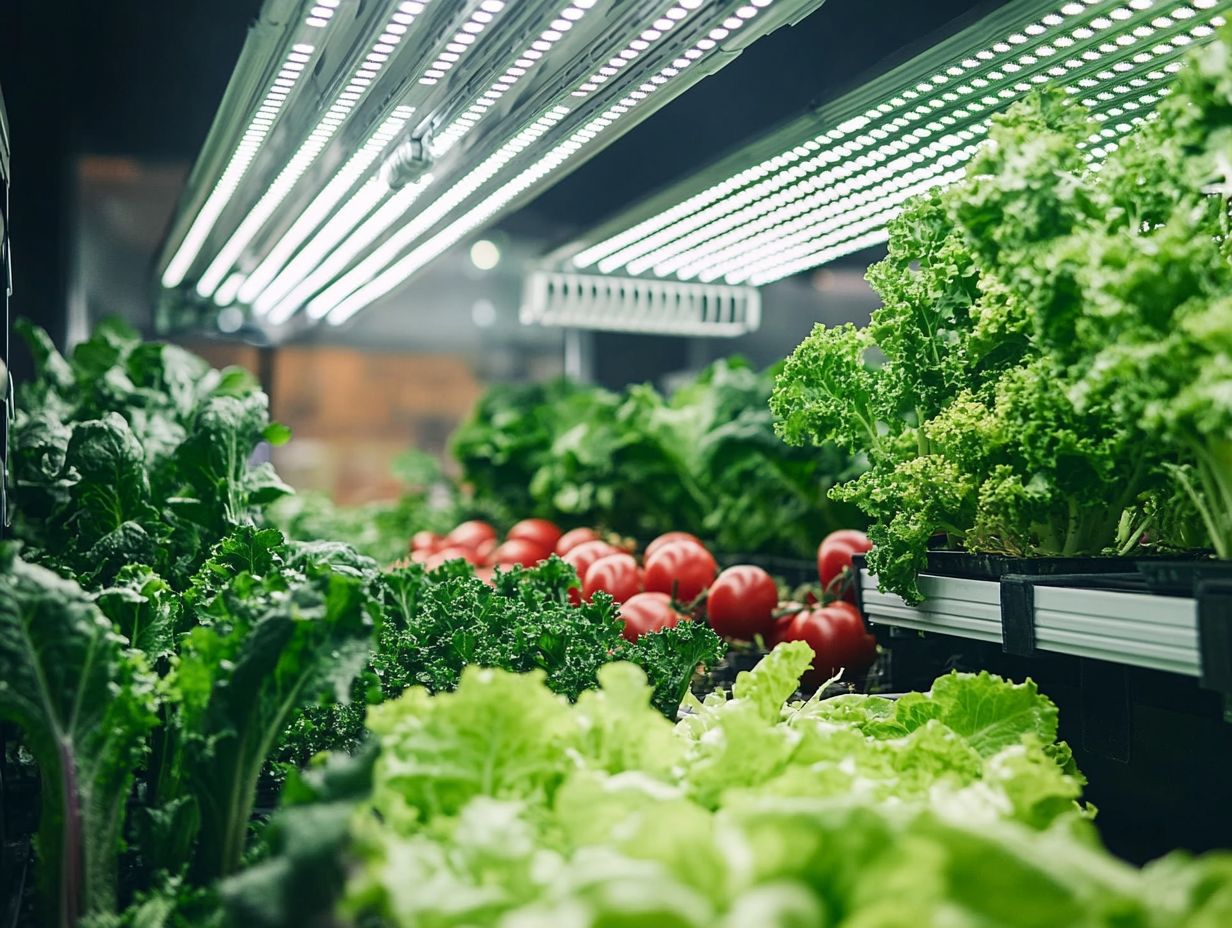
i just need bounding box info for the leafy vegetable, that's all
[452,360,864,557]
[145,530,377,884]
[9,319,288,590]
[230,649,1232,927]
[771,81,1219,601]
[0,545,158,928]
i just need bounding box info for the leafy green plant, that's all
[772,78,1224,601]
[276,556,725,771]
[0,545,159,928]
[9,319,290,590]
[452,359,864,557]
[223,647,1232,928]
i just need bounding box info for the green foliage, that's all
[229,651,1232,927]
[772,47,1232,599]
[451,360,865,557]
[0,545,159,928]
[3,321,729,928]
[9,319,288,589]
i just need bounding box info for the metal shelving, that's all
[859,569,1204,678]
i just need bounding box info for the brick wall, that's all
[175,339,482,504]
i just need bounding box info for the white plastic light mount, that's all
[521,270,761,336]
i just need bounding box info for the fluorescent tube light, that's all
[563,0,1227,288]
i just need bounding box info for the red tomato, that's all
[817,529,872,603]
[446,520,498,551]
[475,537,497,564]
[556,527,601,556]
[765,611,799,649]
[508,518,563,553]
[643,539,716,603]
[474,566,496,587]
[410,530,442,553]
[644,531,704,560]
[563,540,618,581]
[583,552,642,604]
[784,601,876,680]
[618,592,688,642]
[562,539,618,604]
[425,545,480,570]
[488,538,550,567]
[706,565,778,640]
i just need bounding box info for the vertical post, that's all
[563,329,594,383]
[1,84,12,541]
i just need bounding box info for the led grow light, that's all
[560,0,1229,289]
[160,15,329,290]
[195,1,434,300]
[520,270,762,336]
[310,0,811,324]
[155,0,827,331]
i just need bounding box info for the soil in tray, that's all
[922,550,1156,581]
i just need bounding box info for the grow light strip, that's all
[160,25,327,289]
[241,105,417,309]
[319,1,776,323]
[304,106,574,319]
[265,173,435,321]
[254,0,595,323]
[196,1,432,299]
[428,0,600,159]
[302,0,715,321]
[720,20,1210,283]
[571,0,1227,285]
[645,8,1192,278]
[571,0,706,98]
[745,86,1172,284]
[420,0,506,86]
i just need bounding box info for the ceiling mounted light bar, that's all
[159,1,338,291]
[521,270,761,336]
[310,0,827,325]
[155,0,829,332]
[553,0,1229,289]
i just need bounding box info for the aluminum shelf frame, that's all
[859,569,1203,677]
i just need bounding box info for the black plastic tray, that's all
[923,550,1148,581]
[716,553,816,588]
[1137,559,1232,596]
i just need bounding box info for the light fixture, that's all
[556,0,1229,289]
[155,0,829,330]
[520,270,761,336]
[469,239,501,270]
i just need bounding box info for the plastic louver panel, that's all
[520,270,760,335]
[860,571,1005,643]
[1031,585,1200,675]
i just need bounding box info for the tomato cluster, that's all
[411,521,879,682]
[409,518,567,580]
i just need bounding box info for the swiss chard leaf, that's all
[0,546,158,928]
